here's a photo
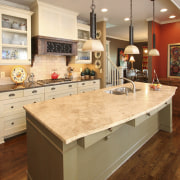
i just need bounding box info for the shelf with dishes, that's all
[0,6,33,65]
[2,28,27,34]
[76,23,92,64]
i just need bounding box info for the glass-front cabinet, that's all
[76,23,92,64]
[0,4,33,65]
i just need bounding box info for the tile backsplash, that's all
[30,55,69,81]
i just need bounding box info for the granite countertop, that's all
[24,82,177,144]
[0,79,100,93]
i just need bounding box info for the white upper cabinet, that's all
[0,4,33,65]
[76,23,92,64]
[31,1,78,40]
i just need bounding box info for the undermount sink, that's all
[105,87,141,95]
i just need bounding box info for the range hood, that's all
[31,36,77,66]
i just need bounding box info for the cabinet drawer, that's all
[4,112,26,137]
[3,94,44,116]
[78,124,123,149]
[90,80,100,86]
[45,83,77,93]
[24,87,44,96]
[78,88,92,94]
[0,90,23,101]
[45,89,77,100]
[78,81,92,87]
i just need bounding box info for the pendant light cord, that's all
[130,0,132,26]
[91,0,95,13]
[153,0,155,35]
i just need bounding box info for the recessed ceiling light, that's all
[101,8,108,12]
[160,8,168,12]
[124,17,130,21]
[169,15,176,19]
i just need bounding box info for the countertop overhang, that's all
[24,82,177,144]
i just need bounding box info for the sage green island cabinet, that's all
[24,82,177,180]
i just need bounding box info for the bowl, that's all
[150,83,161,91]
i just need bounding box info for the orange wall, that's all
[153,21,180,78]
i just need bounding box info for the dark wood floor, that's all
[0,115,180,180]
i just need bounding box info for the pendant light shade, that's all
[124,0,139,55]
[82,39,104,52]
[149,0,160,56]
[149,48,160,56]
[82,0,104,52]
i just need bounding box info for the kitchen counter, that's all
[0,78,99,93]
[24,82,176,144]
[24,82,176,180]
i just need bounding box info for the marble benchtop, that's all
[24,82,177,144]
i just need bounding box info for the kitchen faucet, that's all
[120,77,136,93]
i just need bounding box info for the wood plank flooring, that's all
[0,115,180,180]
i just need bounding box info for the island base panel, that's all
[25,106,172,180]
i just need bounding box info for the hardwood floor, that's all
[0,115,180,180]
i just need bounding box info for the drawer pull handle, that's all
[68,85,72,87]
[11,122,14,125]
[32,90,37,93]
[146,113,151,116]
[82,83,85,85]
[108,128,112,132]
[93,81,96,83]
[165,102,168,105]
[11,106,14,109]
[69,94,72,96]
[52,97,55,99]
[34,101,37,103]
[51,87,56,90]
[9,93,15,97]
[82,91,85,93]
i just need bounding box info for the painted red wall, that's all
[152,21,180,78]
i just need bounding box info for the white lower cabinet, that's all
[0,88,45,141]
[78,80,100,94]
[0,79,100,143]
[44,83,78,100]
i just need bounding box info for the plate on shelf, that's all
[10,66,27,83]
[96,30,101,39]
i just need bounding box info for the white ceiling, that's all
[4,0,180,42]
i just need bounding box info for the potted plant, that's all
[90,70,96,79]
[81,71,85,80]
[84,68,90,80]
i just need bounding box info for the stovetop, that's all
[37,78,72,85]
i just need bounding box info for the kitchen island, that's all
[24,82,176,180]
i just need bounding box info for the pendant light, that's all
[149,0,160,56]
[82,0,104,52]
[124,0,139,55]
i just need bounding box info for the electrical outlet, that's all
[1,72,5,78]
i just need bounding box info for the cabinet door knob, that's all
[52,97,55,99]
[93,81,96,83]
[51,87,56,90]
[11,122,14,125]
[33,101,37,103]
[11,106,14,109]
[82,83,85,85]
[68,85,72,87]
[146,113,151,116]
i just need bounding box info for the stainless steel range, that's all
[37,78,72,85]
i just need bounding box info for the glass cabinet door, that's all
[0,12,31,65]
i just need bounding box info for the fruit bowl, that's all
[150,83,161,91]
